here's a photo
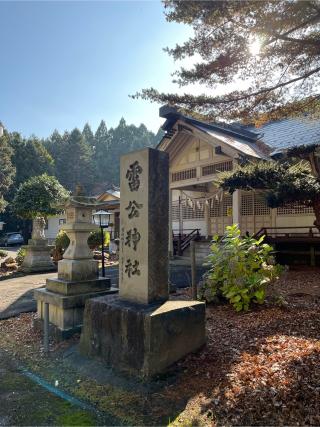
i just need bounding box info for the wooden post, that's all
[168,189,174,257]
[179,191,184,236]
[44,302,49,354]
[190,240,197,300]
[178,233,182,256]
[310,246,315,267]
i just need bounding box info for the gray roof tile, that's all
[248,117,320,155]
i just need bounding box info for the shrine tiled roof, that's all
[159,105,320,159]
[246,117,320,156]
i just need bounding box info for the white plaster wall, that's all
[172,220,207,236]
[45,215,66,240]
[45,212,117,241]
[275,214,315,229]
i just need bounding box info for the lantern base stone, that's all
[79,294,206,378]
[34,281,117,340]
[20,241,56,273]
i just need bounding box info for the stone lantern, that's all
[20,217,55,273]
[34,189,117,339]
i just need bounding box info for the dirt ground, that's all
[0,267,319,426]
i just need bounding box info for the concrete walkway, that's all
[0,273,56,320]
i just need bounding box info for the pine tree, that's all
[135,1,320,123]
[219,157,320,230]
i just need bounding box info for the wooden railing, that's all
[255,226,320,240]
[173,228,201,256]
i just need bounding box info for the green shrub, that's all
[16,247,26,265]
[55,230,70,251]
[0,249,8,258]
[54,229,110,252]
[199,224,282,312]
[88,230,110,250]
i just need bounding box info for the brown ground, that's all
[0,267,319,426]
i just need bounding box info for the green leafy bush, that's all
[54,229,110,253]
[0,249,8,258]
[88,230,110,250]
[53,230,70,261]
[16,247,26,265]
[199,224,282,311]
[55,230,70,251]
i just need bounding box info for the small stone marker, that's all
[80,148,206,377]
[119,149,169,304]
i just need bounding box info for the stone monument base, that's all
[79,294,206,378]
[20,239,56,273]
[34,277,117,340]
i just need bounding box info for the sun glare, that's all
[249,38,261,56]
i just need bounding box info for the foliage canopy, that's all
[135,0,320,122]
[12,174,69,220]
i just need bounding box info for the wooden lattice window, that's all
[171,200,205,220]
[221,194,233,217]
[254,194,271,215]
[182,201,204,220]
[171,201,180,221]
[241,193,270,216]
[209,194,232,217]
[277,202,314,215]
[240,193,271,216]
[202,161,233,177]
[171,168,196,182]
[210,199,220,217]
[241,193,254,216]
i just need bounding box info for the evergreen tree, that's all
[82,123,95,147]
[219,156,320,230]
[57,128,95,193]
[94,120,110,183]
[95,119,163,185]
[10,133,54,190]
[135,1,320,123]
[107,118,131,183]
[95,120,108,144]
[0,130,15,212]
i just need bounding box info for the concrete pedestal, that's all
[21,239,55,273]
[80,294,206,377]
[34,278,117,340]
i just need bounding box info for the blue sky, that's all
[0,1,193,138]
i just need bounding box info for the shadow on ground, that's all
[0,288,38,320]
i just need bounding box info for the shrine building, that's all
[157,105,320,257]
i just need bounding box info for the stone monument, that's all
[80,148,206,377]
[20,217,55,273]
[34,190,117,339]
